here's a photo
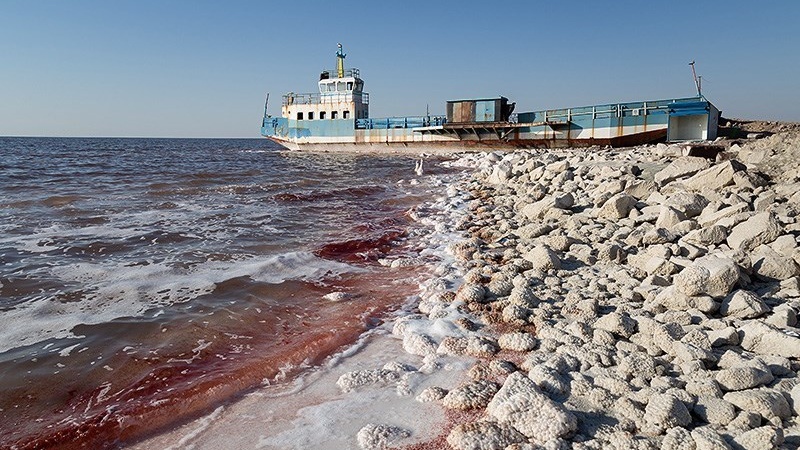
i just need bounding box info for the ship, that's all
[261,45,720,152]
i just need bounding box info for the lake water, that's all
[0,137,451,448]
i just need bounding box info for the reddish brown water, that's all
[0,137,452,449]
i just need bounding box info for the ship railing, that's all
[283,92,369,105]
[516,97,705,123]
[356,116,447,130]
[319,68,360,79]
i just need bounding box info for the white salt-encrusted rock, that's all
[516,223,553,240]
[726,212,782,252]
[415,386,448,403]
[596,193,637,220]
[682,160,746,191]
[528,364,570,397]
[682,225,728,247]
[508,285,539,308]
[673,265,711,297]
[455,283,486,304]
[656,205,686,229]
[708,327,740,347]
[437,336,468,356]
[693,255,740,298]
[752,244,800,281]
[693,396,737,426]
[739,321,800,358]
[731,426,784,450]
[723,388,791,420]
[644,393,692,431]
[594,311,636,338]
[791,384,800,415]
[661,427,695,450]
[446,421,526,450]
[337,369,400,393]
[719,290,770,319]
[356,423,411,450]
[664,191,709,218]
[691,427,733,450]
[715,366,774,391]
[442,380,499,410]
[523,245,561,272]
[486,372,577,443]
[498,332,538,352]
[402,332,438,356]
[655,156,710,185]
[465,336,499,357]
[617,352,658,381]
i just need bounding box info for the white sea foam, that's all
[0,251,362,354]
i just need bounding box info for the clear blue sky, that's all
[2,0,798,137]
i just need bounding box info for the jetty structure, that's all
[261,45,721,151]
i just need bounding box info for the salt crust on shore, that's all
[131,130,800,449]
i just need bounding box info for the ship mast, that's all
[336,43,346,78]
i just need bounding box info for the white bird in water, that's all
[414,159,424,176]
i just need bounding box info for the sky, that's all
[1,0,798,138]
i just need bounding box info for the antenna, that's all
[689,61,701,96]
[264,93,270,118]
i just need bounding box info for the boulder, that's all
[739,321,800,358]
[673,265,710,297]
[442,380,500,410]
[486,372,577,443]
[697,202,750,228]
[691,427,733,450]
[664,191,710,218]
[723,388,791,420]
[644,393,692,431]
[682,160,747,191]
[731,426,784,450]
[655,156,710,185]
[681,225,727,247]
[726,212,783,252]
[719,290,770,319]
[498,332,538,352]
[693,397,737,426]
[693,255,740,298]
[715,366,774,391]
[523,245,561,272]
[596,193,637,220]
[553,192,574,209]
[487,164,513,184]
[752,245,799,281]
[357,423,411,450]
[623,180,656,200]
[594,312,636,338]
[656,206,687,230]
[446,421,526,450]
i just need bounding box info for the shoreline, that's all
[130,126,800,449]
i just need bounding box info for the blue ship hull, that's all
[262,96,719,152]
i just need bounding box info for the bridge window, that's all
[308,112,314,120]
[320,111,326,119]
[332,111,338,119]
[343,110,350,119]
[337,82,345,91]
[297,112,303,120]
[346,82,353,91]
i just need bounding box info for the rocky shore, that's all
[346,125,800,449]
